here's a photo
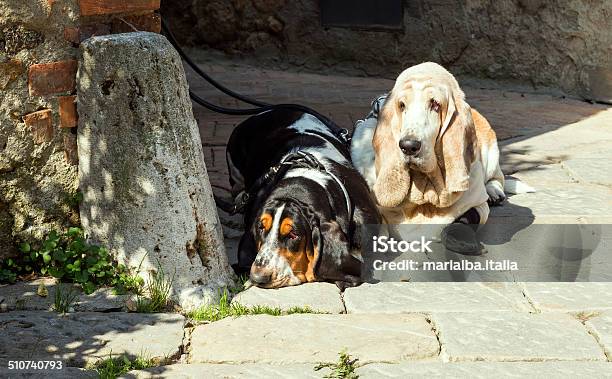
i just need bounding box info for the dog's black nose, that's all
[399,139,422,156]
[249,270,272,285]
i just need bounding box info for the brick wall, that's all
[23,1,163,163]
[0,0,162,260]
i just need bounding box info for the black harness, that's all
[232,151,353,220]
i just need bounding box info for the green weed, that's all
[53,284,79,314]
[315,350,359,379]
[0,228,142,295]
[187,290,327,322]
[134,262,174,313]
[88,352,156,379]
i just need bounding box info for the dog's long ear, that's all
[294,201,361,285]
[310,221,362,286]
[372,93,410,208]
[439,86,456,139]
[436,83,476,194]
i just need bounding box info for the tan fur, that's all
[363,62,504,225]
[471,108,497,151]
[277,241,317,283]
[279,217,293,236]
[373,62,477,208]
[260,213,272,232]
[373,92,411,208]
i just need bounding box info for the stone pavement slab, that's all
[563,158,612,187]
[124,361,612,378]
[344,283,532,314]
[231,282,344,313]
[499,109,612,157]
[510,163,577,186]
[586,312,612,361]
[0,279,127,312]
[432,312,606,362]
[358,362,612,378]
[523,283,612,312]
[0,312,184,367]
[123,363,321,378]
[497,109,612,220]
[498,182,612,218]
[190,314,439,364]
[0,367,96,378]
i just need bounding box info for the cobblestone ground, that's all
[1,57,611,378]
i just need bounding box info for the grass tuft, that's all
[287,306,318,314]
[53,284,79,314]
[315,350,359,379]
[228,274,250,294]
[88,352,156,379]
[186,290,327,322]
[134,261,174,313]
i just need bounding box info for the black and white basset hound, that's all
[226,107,381,288]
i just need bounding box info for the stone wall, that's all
[0,0,161,260]
[162,0,611,102]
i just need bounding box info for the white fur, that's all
[504,177,536,194]
[399,84,440,172]
[351,79,510,224]
[479,138,506,204]
[253,205,301,286]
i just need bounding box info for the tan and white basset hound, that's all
[351,62,507,226]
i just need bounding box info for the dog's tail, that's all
[504,177,536,194]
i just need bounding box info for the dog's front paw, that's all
[486,181,506,206]
[441,223,486,256]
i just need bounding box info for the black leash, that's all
[161,19,268,108]
[161,18,348,137]
[161,19,351,214]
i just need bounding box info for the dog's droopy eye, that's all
[398,101,406,112]
[430,99,441,113]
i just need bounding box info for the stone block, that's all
[124,364,320,378]
[432,312,606,361]
[0,58,24,89]
[585,312,612,360]
[0,312,184,367]
[359,362,612,378]
[77,32,233,310]
[190,314,439,364]
[344,283,532,314]
[523,283,612,312]
[232,282,344,313]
